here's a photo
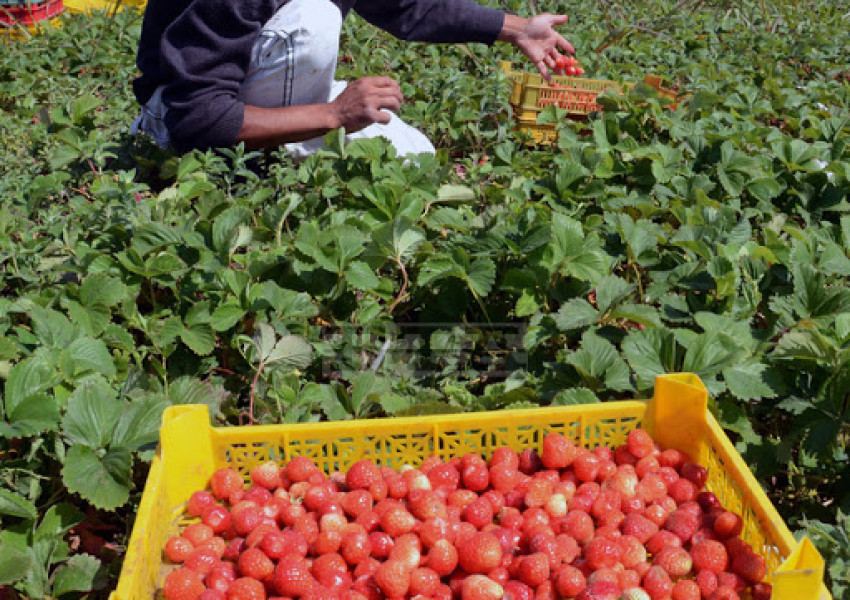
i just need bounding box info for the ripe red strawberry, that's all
[428,538,459,576]
[428,463,461,490]
[695,569,718,595]
[584,536,620,570]
[340,489,373,518]
[668,479,698,504]
[273,557,315,597]
[617,535,647,569]
[561,509,594,544]
[575,580,620,600]
[706,586,741,600]
[680,462,708,489]
[238,547,275,580]
[658,449,689,470]
[165,536,195,563]
[636,474,668,505]
[697,491,723,511]
[621,513,658,543]
[573,452,601,483]
[503,580,534,600]
[346,460,382,491]
[183,523,215,547]
[251,461,282,490]
[653,546,693,579]
[691,539,729,573]
[312,554,352,592]
[374,559,411,597]
[489,463,520,493]
[163,567,205,600]
[626,428,655,458]
[409,567,440,596]
[188,490,217,517]
[380,505,416,537]
[227,577,266,600]
[645,529,682,555]
[490,447,520,469]
[462,497,494,529]
[202,505,232,534]
[389,535,422,570]
[210,468,244,501]
[516,552,549,587]
[198,590,226,600]
[751,582,773,600]
[731,551,767,583]
[671,579,700,600]
[461,463,490,492]
[643,565,674,600]
[664,507,700,542]
[518,449,543,475]
[184,546,220,576]
[285,457,320,483]
[206,562,237,594]
[232,505,265,537]
[540,433,577,469]
[713,511,744,539]
[461,575,503,600]
[457,531,502,574]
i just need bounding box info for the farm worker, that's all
[131,0,574,158]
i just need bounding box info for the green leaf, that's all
[211,302,246,332]
[52,553,105,597]
[565,331,633,392]
[62,445,131,510]
[0,488,37,519]
[111,396,169,452]
[349,372,390,418]
[266,335,313,371]
[551,388,600,405]
[80,274,126,307]
[595,276,634,314]
[61,380,121,448]
[466,258,496,298]
[0,539,31,585]
[554,298,600,331]
[723,362,781,400]
[61,337,116,378]
[345,261,381,291]
[0,392,60,438]
[436,184,475,203]
[622,328,680,390]
[379,393,414,415]
[4,357,57,416]
[181,323,216,356]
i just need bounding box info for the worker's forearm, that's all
[236,103,341,150]
[497,14,529,45]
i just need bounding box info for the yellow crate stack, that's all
[110,374,830,600]
[500,61,680,145]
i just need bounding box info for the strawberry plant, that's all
[0,0,848,597]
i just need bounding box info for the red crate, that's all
[0,0,64,26]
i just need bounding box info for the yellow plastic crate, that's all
[110,373,830,600]
[63,0,144,14]
[500,60,681,145]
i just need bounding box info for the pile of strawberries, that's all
[160,429,773,600]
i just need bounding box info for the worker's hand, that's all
[500,14,575,81]
[329,77,403,133]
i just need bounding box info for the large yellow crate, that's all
[110,374,830,600]
[501,60,680,145]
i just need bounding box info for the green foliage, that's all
[0,0,848,597]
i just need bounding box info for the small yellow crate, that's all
[63,0,144,14]
[500,60,681,145]
[110,374,830,600]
